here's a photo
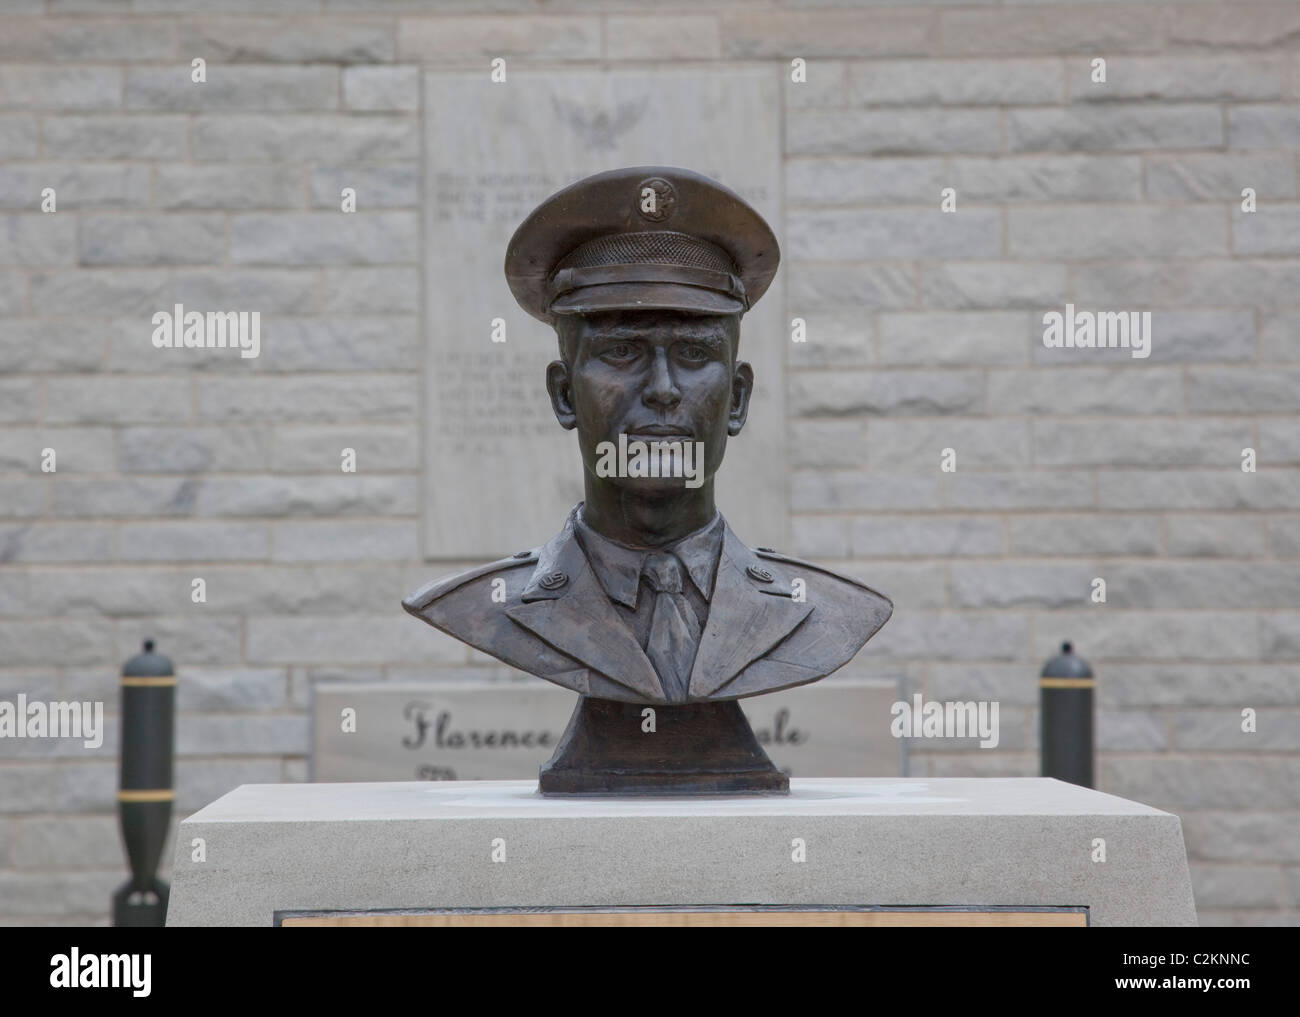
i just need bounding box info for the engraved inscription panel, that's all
[422,69,786,558]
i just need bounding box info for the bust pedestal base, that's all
[539,697,788,796]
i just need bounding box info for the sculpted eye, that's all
[601,342,638,361]
[678,343,712,362]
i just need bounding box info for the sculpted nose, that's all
[641,347,681,410]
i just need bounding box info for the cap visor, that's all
[550,281,744,318]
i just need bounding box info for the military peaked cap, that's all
[504,166,780,324]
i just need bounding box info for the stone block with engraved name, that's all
[311,680,903,782]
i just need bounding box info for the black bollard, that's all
[1040,642,1094,788]
[113,639,175,927]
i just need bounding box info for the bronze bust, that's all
[404,167,892,794]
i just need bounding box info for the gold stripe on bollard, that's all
[118,790,175,803]
[120,675,178,686]
[1039,678,1095,689]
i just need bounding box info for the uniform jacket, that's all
[403,506,892,705]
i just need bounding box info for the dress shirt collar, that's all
[573,505,724,609]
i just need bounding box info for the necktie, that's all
[640,551,702,704]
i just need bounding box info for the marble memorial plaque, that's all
[421,68,786,559]
[311,680,903,782]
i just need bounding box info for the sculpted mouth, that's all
[625,425,692,437]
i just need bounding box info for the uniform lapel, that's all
[687,523,814,700]
[506,510,665,702]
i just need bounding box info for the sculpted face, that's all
[546,309,754,497]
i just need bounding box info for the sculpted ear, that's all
[728,361,753,436]
[547,360,577,430]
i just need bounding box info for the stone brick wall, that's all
[1,1,1297,926]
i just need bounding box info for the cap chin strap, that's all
[549,264,748,308]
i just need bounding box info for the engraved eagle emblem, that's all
[550,96,650,151]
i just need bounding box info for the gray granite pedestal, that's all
[165,777,1196,927]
